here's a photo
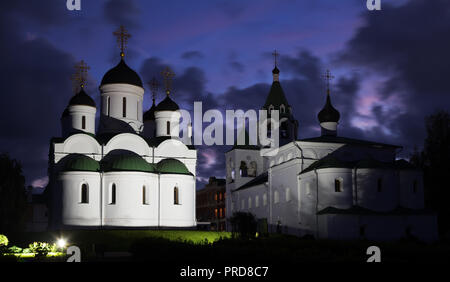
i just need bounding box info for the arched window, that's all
[231,169,235,181]
[274,190,280,204]
[248,197,252,209]
[219,208,223,218]
[305,182,311,196]
[166,121,171,135]
[248,161,257,177]
[285,188,291,202]
[280,104,285,113]
[81,116,86,130]
[263,193,267,206]
[214,208,218,218]
[335,178,343,192]
[377,178,382,192]
[280,121,288,138]
[110,184,116,205]
[122,97,127,117]
[107,96,111,116]
[174,186,179,205]
[239,161,248,177]
[241,199,245,209]
[81,183,88,204]
[142,185,149,205]
[255,195,259,208]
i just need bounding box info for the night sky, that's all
[1,0,449,192]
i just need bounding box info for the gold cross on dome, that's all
[71,60,90,93]
[272,49,279,67]
[113,25,131,57]
[161,67,175,96]
[147,77,159,102]
[322,69,335,94]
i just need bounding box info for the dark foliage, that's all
[228,212,257,239]
[411,110,450,239]
[0,154,28,234]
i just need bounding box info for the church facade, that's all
[47,28,197,229]
[225,65,438,242]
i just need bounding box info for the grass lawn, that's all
[6,229,230,258]
[4,230,450,262]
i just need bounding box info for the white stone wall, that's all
[61,105,96,137]
[155,110,181,137]
[159,174,196,227]
[58,171,101,226]
[103,171,159,227]
[356,168,398,211]
[99,83,145,133]
[399,170,424,209]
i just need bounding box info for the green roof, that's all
[62,154,100,172]
[101,152,155,172]
[157,158,192,175]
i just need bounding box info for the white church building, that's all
[47,28,197,229]
[225,65,438,242]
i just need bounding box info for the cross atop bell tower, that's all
[272,49,279,68]
[322,69,335,95]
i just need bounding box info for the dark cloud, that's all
[181,51,204,60]
[215,0,247,19]
[104,0,141,28]
[4,0,70,27]
[229,61,245,73]
[336,0,450,153]
[0,5,76,186]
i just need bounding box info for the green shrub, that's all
[29,242,56,257]
[0,234,8,247]
[8,246,22,253]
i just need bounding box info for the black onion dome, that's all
[155,96,179,111]
[143,103,156,121]
[318,94,340,123]
[101,59,143,87]
[272,66,280,74]
[61,107,69,118]
[68,88,96,107]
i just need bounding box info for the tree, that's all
[228,212,257,239]
[0,154,28,234]
[420,110,450,239]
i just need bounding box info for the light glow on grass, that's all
[57,238,67,248]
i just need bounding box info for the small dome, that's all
[101,151,155,172]
[101,59,143,88]
[157,158,192,175]
[143,103,156,121]
[62,154,100,172]
[155,96,179,111]
[68,88,96,107]
[272,66,280,74]
[318,94,340,123]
